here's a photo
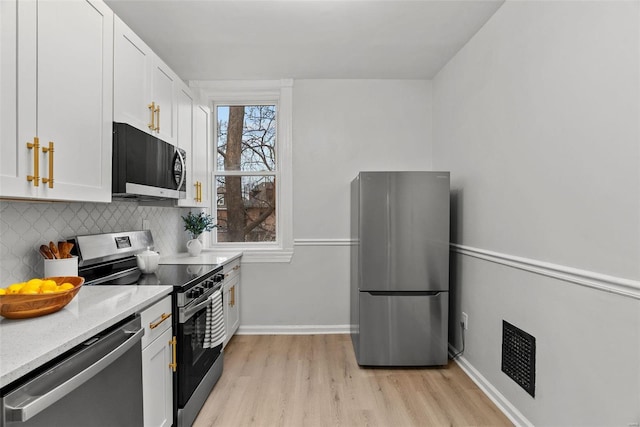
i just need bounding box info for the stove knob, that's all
[213,274,223,282]
[205,280,213,288]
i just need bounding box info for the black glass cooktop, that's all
[137,264,221,290]
[81,258,221,291]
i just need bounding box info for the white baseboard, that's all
[448,349,533,427]
[238,324,351,335]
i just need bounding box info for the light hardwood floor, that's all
[194,334,512,427]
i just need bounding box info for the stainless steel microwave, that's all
[112,122,186,200]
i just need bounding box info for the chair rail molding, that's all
[294,238,353,246]
[451,243,640,300]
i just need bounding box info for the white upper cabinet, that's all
[150,58,177,145]
[0,0,29,198]
[1,0,113,202]
[113,16,152,135]
[177,92,210,208]
[114,16,177,145]
[176,82,196,207]
[193,103,211,206]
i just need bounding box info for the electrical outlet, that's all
[462,312,469,330]
[142,219,150,230]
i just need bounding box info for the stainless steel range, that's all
[72,230,225,427]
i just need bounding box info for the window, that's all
[191,80,293,262]
[215,105,277,243]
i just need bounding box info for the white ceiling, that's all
[105,0,504,81]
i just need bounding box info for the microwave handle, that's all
[176,149,186,190]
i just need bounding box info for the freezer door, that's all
[359,171,450,292]
[357,291,448,366]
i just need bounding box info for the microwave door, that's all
[112,122,183,200]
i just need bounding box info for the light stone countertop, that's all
[0,285,172,389]
[159,250,242,266]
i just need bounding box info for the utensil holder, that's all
[44,256,78,277]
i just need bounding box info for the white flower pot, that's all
[186,238,202,257]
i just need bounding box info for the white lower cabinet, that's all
[223,258,241,347]
[140,296,174,427]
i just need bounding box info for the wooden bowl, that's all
[0,276,84,319]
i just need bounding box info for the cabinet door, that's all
[0,0,37,199]
[151,57,177,145]
[11,0,113,202]
[142,328,174,427]
[178,100,210,207]
[176,83,196,206]
[225,274,240,345]
[113,16,153,134]
[193,104,210,205]
[229,277,240,337]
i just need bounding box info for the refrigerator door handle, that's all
[365,291,442,297]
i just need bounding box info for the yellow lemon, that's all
[41,280,58,292]
[26,278,43,288]
[58,283,74,291]
[20,284,40,294]
[7,283,24,294]
[0,288,6,295]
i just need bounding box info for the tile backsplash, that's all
[0,200,200,283]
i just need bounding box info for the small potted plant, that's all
[181,211,216,256]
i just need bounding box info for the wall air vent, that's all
[501,320,536,397]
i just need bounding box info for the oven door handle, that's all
[179,297,211,324]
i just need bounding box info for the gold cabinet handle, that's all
[169,336,177,372]
[148,102,156,130]
[194,182,200,202]
[230,285,235,307]
[225,265,240,279]
[41,141,54,188]
[149,312,171,329]
[154,105,160,132]
[198,182,202,202]
[26,137,40,186]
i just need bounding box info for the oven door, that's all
[176,290,223,408]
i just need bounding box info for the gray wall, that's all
[433,1,640,425]
[239,79,434,331]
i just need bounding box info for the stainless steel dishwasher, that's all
[1,316,144,427]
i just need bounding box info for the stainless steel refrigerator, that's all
[350,171,450,366]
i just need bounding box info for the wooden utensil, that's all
[39,244,54,259]
[58,241,74,259]
[49,241,60,259]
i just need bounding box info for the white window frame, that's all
[190,79,293,263]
